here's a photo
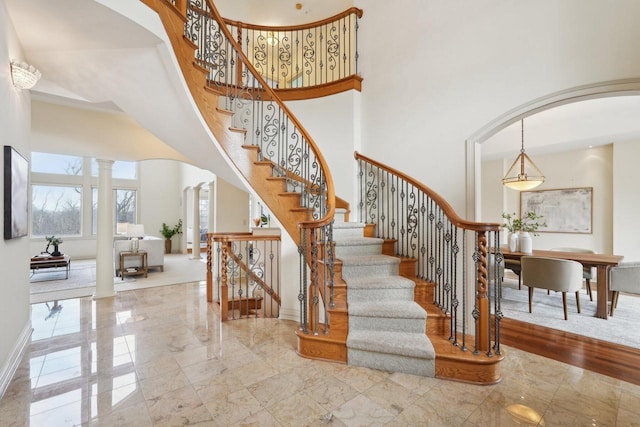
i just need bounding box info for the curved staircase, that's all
[142,0,504,384]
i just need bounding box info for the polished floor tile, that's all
[1,281,640,426]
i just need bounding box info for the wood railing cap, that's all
[223,7,363,32]
[354,151,501,232]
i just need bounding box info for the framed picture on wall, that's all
[4,145,29,239]
[520,187,593,234]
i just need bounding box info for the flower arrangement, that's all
[501,211,546,235]
[45,235,63,255]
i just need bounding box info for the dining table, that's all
[500,248,624,319]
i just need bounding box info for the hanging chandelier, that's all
[502,119,545,191]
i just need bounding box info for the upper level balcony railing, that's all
[224,8,363,99]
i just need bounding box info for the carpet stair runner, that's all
[334,222,435,377]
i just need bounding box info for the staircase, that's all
[334,222,435,376]
[143,0,504,384]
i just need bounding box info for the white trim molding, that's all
[0,322,32,400]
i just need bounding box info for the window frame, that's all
[31,154,139,240]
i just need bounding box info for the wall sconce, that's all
[10,60,41,90]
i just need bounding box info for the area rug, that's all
[30,254,207,304]
[500,277,640,349]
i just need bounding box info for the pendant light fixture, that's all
[502,119,545,191]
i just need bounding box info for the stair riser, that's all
[348,288,414,303]
[327,309,348,340]
[348,349,435,377]
[334,227,366,240]
[350,316,426,334]
[335,244,382,258]
[342,263,398,279]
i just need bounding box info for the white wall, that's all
[287,91,359,208]
[482,145,615,255]
[214,178,250,232]
[140,159,182,243]
[0,1,32,395]
[613,140,640,261]
[31,101,190,162]
[355,0,640,215]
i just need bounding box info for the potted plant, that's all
[45,235,63,256]
[160,219,183,254]
[502,212,545,253]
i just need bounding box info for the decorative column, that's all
[208,180,215,233]
[191,183,204,259]
[182,187,190,254]
[94,159,116,299]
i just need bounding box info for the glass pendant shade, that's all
[502,120,545,191]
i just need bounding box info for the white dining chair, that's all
[521,256,583,320]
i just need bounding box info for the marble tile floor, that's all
[1,282,640,426]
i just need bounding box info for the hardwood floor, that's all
[501,317,640,386]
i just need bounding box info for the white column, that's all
[94,159,116,299]
[191,183,204,259]
[182,187,190,254]
[208,180,215,233]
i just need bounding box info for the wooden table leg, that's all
[595,265,609,319]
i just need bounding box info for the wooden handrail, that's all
[213,233,279,242]
[354,151,500,232]
[223,7,363,32]
[204,0,336,233]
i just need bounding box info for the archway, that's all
[466,78,640,220]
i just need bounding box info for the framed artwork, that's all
[520,187,593,234]
[4,146,29,239]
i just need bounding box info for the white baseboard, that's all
[278,306,300,322]
[0,321,32,400]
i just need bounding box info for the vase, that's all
[519,231,533,254]
[51,245,62,256]
[508,233,519,252]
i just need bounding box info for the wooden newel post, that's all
[236,26,244,84]
[307,229,317,334]
[476,232,490,352]
[220,241,230,321]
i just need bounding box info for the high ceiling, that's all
[8,0,640,168]
[481,95,640,161]
[5,0,245,188]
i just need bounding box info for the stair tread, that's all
[340,254,400,266]
[346,276,415,289]
[333,222,367,230]
[349,301,426,319]
[335,237,384,246]
[347,330,435,359]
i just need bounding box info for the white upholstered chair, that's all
[521,256,584,320]
[609,262,640,316]
[551,247,595,301]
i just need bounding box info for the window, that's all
[31,152,83,176]
[92,188,138,235]
[31,185,82,237]
[31,153,139,239]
